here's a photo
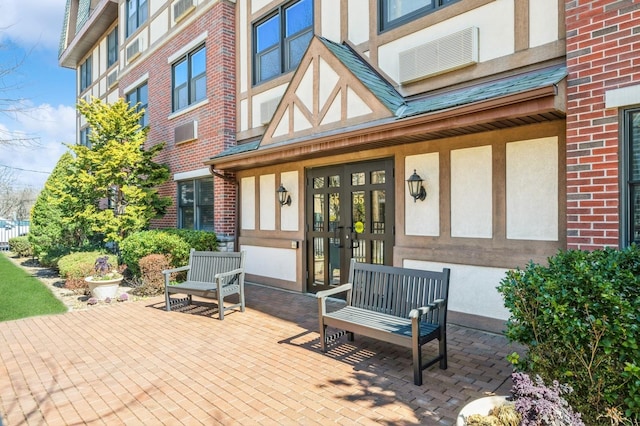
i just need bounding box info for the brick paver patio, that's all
[0,283,519,425]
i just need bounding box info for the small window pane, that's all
[313,194,325,231]
[285,30,313,71]
[179,181,194,207]
[351,172,365,186]
[181,207,195,229]
[198,178,213,204]
[258,47,281,82]
[199,205,214,231]
[313,177,325,189]
[385,0,433,21]
[329,175,340,188]
[285,0,313,36]
[631,111,640,180]
[371,170,385,184]
[256,15,280,52]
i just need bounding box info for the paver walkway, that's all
[0,284,519,425]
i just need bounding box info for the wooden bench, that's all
[163,250,246,320]
[316,259,451,385]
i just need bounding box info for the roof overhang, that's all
[59,0,118,69]
[206,78,566,172]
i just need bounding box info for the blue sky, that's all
[0,0,76,190]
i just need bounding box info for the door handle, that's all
[347,226,360,249]
[332,225,344,248]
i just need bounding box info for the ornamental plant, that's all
[91,255,122,281]
[497,246,640,424]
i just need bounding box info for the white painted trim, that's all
[167,31,208,63]
[173,167,211,181]
[122,72,149,94]
[605,84,640,108]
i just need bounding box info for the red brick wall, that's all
[565,0,640,249]
[118,0,236,238]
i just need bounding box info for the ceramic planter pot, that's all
[456,395,510,426]
[85,276,123,300]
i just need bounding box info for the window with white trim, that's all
[178,177,214,231]
[79,127,91,147]
[253,0,313,84]
[172,45,206,112]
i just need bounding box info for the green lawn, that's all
[0,253,68,322]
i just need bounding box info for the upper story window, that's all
[623,108,640,246]
[107,26,118,68]
[379,0,457,32]
[80,56,92,92]
[126,82,148,128]
[253,0,313,85]
[127,0,148,37]
[79,127,91,147]
[172,45,206,112]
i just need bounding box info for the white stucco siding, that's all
[320,0,341,42]
[404,259,510,321]
[529,0,558,48]
[241,245,297,282]
[378,0,515,83]
[241,176,256,230]
[450,146,493,238]
[260,174,276,230]
[240,0,248,93]
[347,0,369,45]
[405,153,440,236]
[506,137,558,241]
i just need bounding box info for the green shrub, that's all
[498,245,640,424]
[9,236,32,257]
[120,230,190,277]
[161,228,218,251]
[136,253,171,296]
[58,251,118,292]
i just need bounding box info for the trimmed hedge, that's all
[120,230,190,277]
[8,236,32,257]
[161,228,218,251]
[498,245,640,424]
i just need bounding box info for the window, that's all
[379,0,457,32]
[126,0,148,37]
[623,108,640,246]
[172,45,206,112]
[79,127,91,147]
[178,178,214,231]
[107,26,118,68]
[253,0,313,84]
[80,56,92,92]
[126,82,148,128]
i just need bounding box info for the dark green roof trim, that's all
[402,66,567,118]
[210,141,260,160]
[318,37,407,116]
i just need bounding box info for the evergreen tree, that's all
[56,98,171,245]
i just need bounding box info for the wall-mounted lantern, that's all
[277,183,292,206]
[406,169,426,202]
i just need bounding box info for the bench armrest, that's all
[162,265,191,276]
[316,283,352,299]
[215,268,244,287]
[409,299,446,319]
[317,283,352,317]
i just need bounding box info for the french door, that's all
[306,159,394,293]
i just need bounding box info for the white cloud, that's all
[0,0,67,51]
[0,103,76,189]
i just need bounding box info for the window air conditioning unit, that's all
[260,97,281,125]
[126,38,141,62]
[398,27,479,85]
[107,69,118,88]
[174,120,198,144]
[174,0,195,23]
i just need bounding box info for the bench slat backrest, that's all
[187,250,244,283]
[348,259,450,322]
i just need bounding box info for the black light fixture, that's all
[406,169,426,202]
[277,183,292,206]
